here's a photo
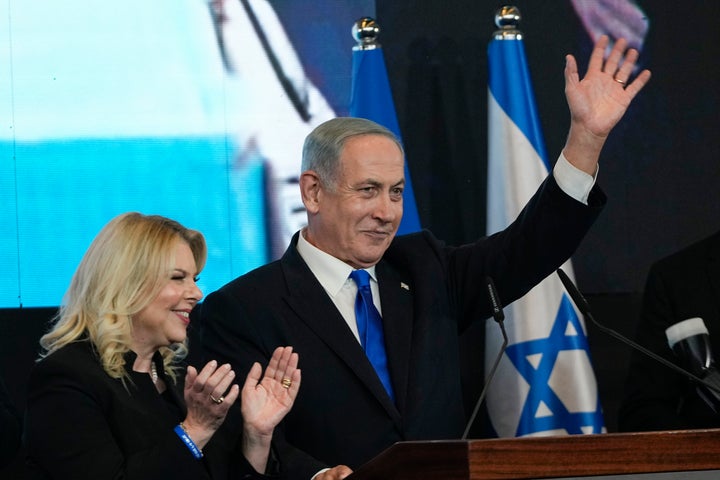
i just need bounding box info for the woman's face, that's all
[131,240,202,352]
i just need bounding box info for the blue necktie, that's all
[350,269,395,401]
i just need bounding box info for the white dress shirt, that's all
[296,232,382,343]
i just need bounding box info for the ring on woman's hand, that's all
[210,394,224,404]
[281,377,292,389]
[613,76,626,86]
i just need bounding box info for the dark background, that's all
[3,0,720,476]
[378,0,720,294]
[374,0,719,443]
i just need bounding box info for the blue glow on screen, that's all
[1,137,266,308]
[1,0,374,307]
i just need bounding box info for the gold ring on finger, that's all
[210,394,224,404]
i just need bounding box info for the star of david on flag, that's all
[484,16,605,438]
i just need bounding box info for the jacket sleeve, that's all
[448,175,605,330]
[24,353,212,480]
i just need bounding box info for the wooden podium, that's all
[347,429,720,479]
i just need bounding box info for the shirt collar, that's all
[296,229,377,296]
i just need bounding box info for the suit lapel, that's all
[280,240,402,423]
[376,260,414,414]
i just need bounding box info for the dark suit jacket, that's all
[24,340,263,480]
[619,231,720,432]
[197,176,605,479]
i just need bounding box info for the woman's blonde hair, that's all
[40,212,207,382]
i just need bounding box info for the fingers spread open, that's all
[587,34,610,73]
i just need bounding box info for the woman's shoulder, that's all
[30,340,107,386]
[27,340,134,411]
[36,339,98,368]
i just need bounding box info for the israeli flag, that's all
[485,30,605,437]
[349,41,421,234]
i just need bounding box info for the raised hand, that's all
[241,346,301,472]
[563,35,651,174]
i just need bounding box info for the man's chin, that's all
[355,246,390,267]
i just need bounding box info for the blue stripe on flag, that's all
[488,39,550,171]
[350,47,421,234]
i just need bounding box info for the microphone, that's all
[462,277,508,439]
[666,318,720,412]
[486,276,505,324]
[556,268,720,403]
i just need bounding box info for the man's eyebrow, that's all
[355,178,405,188]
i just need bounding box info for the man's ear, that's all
[299,171,321,214]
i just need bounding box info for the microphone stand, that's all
[556,268,720,399]
[462,277,508,440]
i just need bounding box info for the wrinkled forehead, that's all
[338,135,405,180]
[342,132,403,156]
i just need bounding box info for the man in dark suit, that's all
[198,36,650,479]
[619,230,720,432]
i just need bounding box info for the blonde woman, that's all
[24,213,300,479]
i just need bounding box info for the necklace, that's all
[150,361,158,385]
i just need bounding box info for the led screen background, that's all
[0,0,374,308]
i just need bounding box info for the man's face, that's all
[306,134,405,269]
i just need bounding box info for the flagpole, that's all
[493,5,522,40]
[352,16,380,51]
[349,17,422,235]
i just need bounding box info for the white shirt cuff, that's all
[311,468,330,480]
[552,152,597,205]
